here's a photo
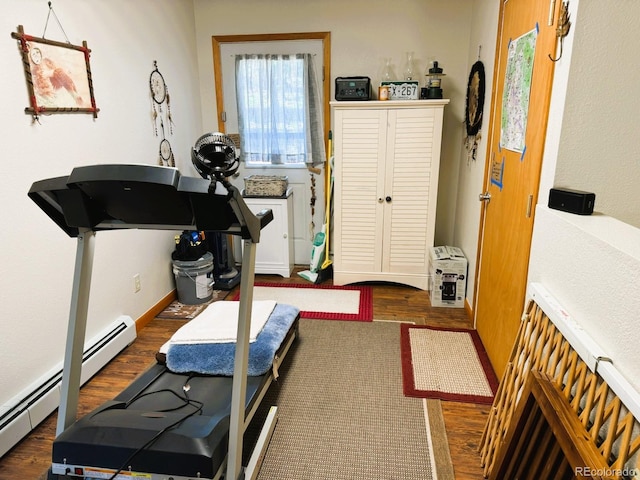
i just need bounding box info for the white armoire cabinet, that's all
[331,100,448,290]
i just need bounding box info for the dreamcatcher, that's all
[149,60,175,166]
[464,60,486,164]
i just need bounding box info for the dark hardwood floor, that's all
[0,269,489,480]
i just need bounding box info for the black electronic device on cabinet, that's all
[335,76,371,101]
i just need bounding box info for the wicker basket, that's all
[244,175,288,197]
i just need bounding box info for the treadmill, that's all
[29,163,295,480]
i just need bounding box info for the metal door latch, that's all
[479,192,492,203]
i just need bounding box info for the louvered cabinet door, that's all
[331,100,448,290]
[381,107,443,288]
[333,108,387,277]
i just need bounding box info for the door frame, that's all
[472,2,508,319]
[212,32,331,146]
[211,32,332,266]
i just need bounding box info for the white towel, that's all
[169,300,276,345]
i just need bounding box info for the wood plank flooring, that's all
[0,269,489,480]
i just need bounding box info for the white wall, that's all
[0,1,202,409]
[529,0,640,392]
[529,207,640,391]
[551,1,640,229]
[192,0,475,248]
[453,0,500,305]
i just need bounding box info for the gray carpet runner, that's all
[248,319,438,479]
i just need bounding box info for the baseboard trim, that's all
[464,298,473,322]
[135,290,176,333]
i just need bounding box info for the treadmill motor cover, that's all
[52,364,270,478]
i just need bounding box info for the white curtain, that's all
[235,53,325,166]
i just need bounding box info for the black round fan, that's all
[191,132,240,180]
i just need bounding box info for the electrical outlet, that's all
[133,274,141,293]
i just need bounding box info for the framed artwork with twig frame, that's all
[11,25,99,120]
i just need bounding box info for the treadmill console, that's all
[29,164,272,240]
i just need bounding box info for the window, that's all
[235,53,325,166]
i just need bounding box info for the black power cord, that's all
[105,379,203,480]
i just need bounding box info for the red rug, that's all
[400,324,499,404]
[232,282,373,322]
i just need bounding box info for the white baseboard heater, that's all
[0,316,136,458]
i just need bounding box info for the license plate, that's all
[381,81,419,100]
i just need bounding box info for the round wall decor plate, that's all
[465,61,485,137]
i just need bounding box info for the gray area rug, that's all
[248,319,441,480]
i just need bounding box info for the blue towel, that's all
[166,303,299,376]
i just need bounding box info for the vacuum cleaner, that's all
[206,231,241,290]
[299,132,334,284]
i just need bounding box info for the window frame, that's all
[211,32,331,161]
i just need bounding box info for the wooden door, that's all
[475,0,561,378]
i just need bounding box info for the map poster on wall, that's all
[500,27,538,153]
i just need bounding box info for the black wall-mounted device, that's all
[548,188,595,215]
[335,76,371,101]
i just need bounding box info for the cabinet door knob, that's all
[385,196,392,203]
[378,197,384,203]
